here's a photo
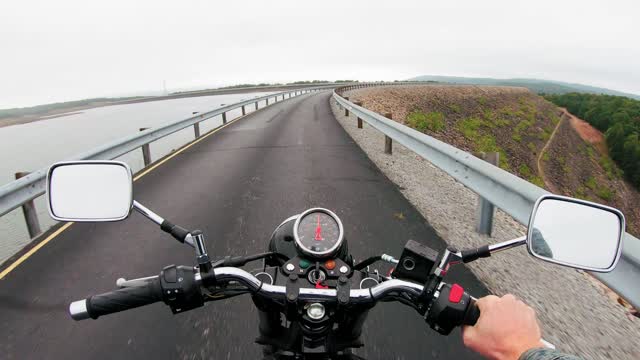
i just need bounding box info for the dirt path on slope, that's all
[537,112,564,193]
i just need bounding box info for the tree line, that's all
[545,93,640,187]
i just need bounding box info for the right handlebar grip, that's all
[70,278,162,320]
[462,298,481,326]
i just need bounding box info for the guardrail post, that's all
[384,113,393,154]
[241,105,246,116]
[476,152,499,236]
[266,98,270,105]
[355,101,363,128]
[255,101,258,111]
[344,97,350,116]
[194,122,200,138]
[222,112,227,124]
[14,172,41,239]
[139,128,152,166]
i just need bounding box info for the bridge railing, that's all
[0,85,335,260]
[333,84,640,310]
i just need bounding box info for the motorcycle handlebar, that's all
[210,267,425,303]
[70,277,162,320]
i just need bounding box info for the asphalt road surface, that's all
[0,91,488,359]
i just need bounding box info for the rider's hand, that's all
[462,294,543,360]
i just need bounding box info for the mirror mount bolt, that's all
[191,231,213,274]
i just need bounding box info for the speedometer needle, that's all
[315,215,323,241]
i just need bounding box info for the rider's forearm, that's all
[519,348,583,360]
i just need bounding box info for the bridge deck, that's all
[0,91,486,359]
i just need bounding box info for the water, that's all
[0,92,276,263]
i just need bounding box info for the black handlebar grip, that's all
[85,278,163,319]
[462,297,481,326]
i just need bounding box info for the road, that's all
[0,91,487,359]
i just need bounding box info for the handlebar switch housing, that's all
[160,265,204,314]
[425,283,472,335]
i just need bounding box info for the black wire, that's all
[353,256,382,270]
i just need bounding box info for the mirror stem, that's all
[487,236,526,254]
[133,201,164,225]
[460,236,527,263]
[133,200,195,248]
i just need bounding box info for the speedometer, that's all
[293,208,344,258]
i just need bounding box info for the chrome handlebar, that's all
[210,267,425,303]
[69,266,426,320]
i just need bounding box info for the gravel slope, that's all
[331,91,640,360]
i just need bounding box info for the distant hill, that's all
[409,75,640,100]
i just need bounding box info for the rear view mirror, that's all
[527,194,624,272]
[47,161,133,222]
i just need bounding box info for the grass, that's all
[512,118,535,143]
[584,176,614,200]
[457,116,510,169]
[528,176,545,187]
[597,187,614,201]
[599,156,623,180]
[406,111,445,132]
[542,152,550,162]
[519,164,532,178]
[457,117,485,140]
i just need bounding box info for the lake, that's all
[0,91,276,263]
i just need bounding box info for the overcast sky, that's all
[1,0,638,108]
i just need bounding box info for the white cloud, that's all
[1,0,638,107]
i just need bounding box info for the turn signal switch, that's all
[424,283,479,335]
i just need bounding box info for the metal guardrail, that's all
[333,84,640,310]
[0,85,334,241]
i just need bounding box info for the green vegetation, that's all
[457,117,510,169]
[542,152,550,162]
[583,176,614,200]
[518,164,532,178]
[599,156,622,180]
[407,111,445,132]
[528,176,545,187]
[546,93,640,188]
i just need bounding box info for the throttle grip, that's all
[425,283,478,335]
[462,297,480,326]
[70,278,162,320]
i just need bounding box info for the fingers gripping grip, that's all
[462,298,480,325]
[86,278,162,319]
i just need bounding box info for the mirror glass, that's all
[527,196,623,272]
[47,161,133,221]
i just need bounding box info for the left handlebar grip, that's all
[70,278,162,320]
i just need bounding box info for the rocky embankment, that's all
[331,85,640,359]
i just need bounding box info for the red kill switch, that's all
[449,284,464,303]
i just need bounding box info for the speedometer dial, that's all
[294,208,344,258]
